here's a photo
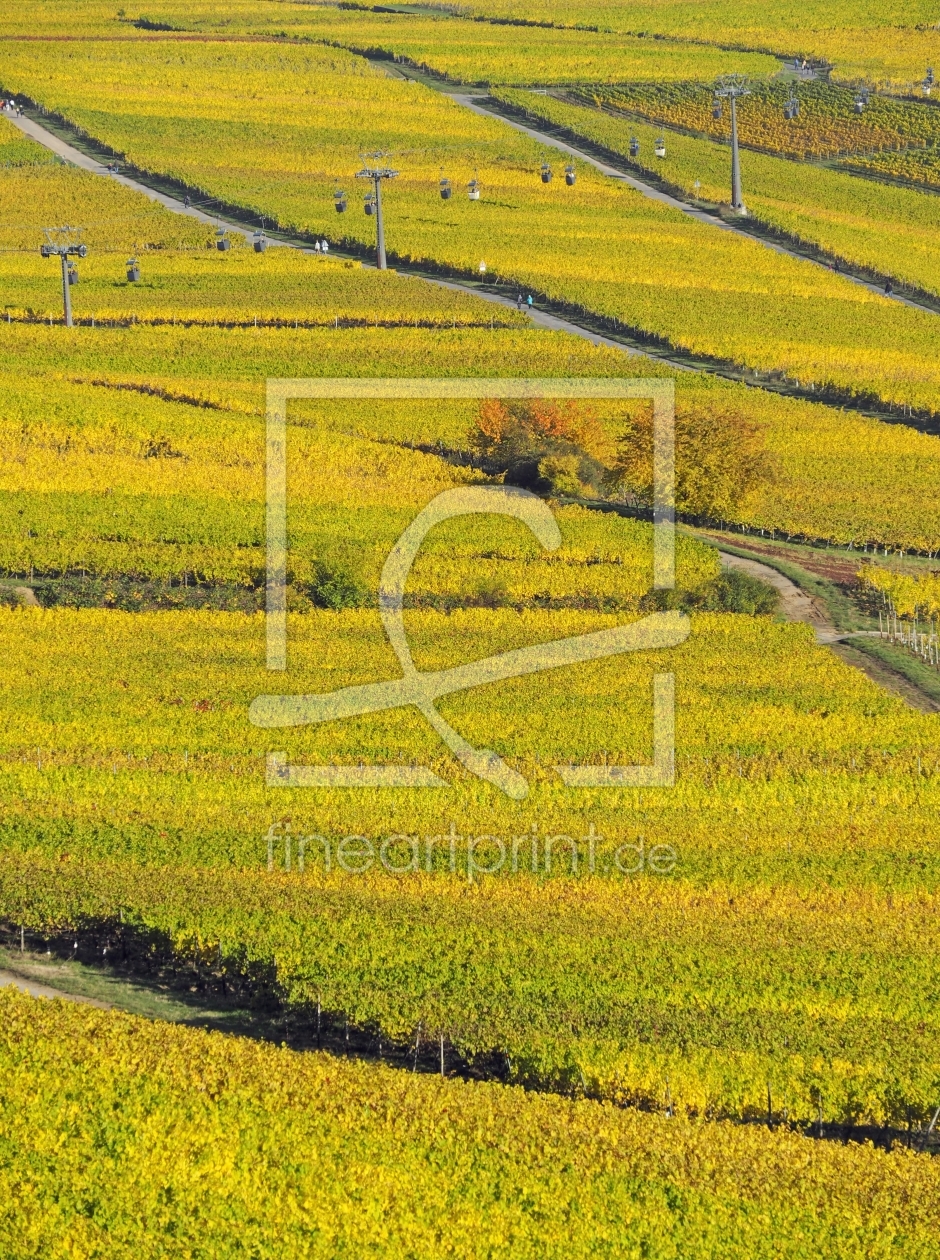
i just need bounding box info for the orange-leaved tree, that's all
[469,398,613,496]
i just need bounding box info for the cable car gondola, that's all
[253,229,267,254]
[334,188,347,214]
[629,136,639,157]
[216,226,230,252]
[126,257,140,282]
[540,162,552,183]
[654,136,666,158]
[467,176,480,201]
[439,175,453,201]
[364,192,376,216]
[564,163,576,186]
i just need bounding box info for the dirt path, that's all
[0,967,111,1008]
[6,108,268,242]
[700,532,868,587]
[0,581,40,607]
[6,108,936,714]
[830,641,940,713]
[2,107,659,359]
[8,102,934,404]
[717,547,940,712]
[719,550,837,641]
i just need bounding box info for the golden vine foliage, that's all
[0,161,212,254]
[495,88,940,306]
[5,852,940,1126]
[6,38,940,415]
[0,246,524,328]
[3,985,939,1257]
[844,146,940,190]
[4,0,930,90]
[0,603,936,873]
[582,81,940,161]
[0,114,50,166]
[376,0,940,89]
[858,561,940,616]
[1,13,940,1227]
[3,318,940,557]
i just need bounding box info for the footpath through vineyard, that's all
[5,106,938,711]
[7,100,940,430]
[1,107,646,359]
[712,544,940,712]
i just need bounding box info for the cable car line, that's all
[452,92,933,316]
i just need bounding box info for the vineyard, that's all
[1,3,940,1252]
[576,80,940,160]
[15,0,935,91]
[388,0,940,89]
[132,0,780,86]
[493,88,940,304]
[844,145,940,191]
[3,733,940,1122]
[5,318,940,573]
[4,986,939,1258]
[0,114,51,166]
[860,562,940,618]
[0,242,524,330]
[7,39,940,416]
[1,163,939,570]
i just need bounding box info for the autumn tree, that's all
[607,401,775,520]
[469,398,612,496]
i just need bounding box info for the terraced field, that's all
[492,87,940,305]
[7,41,940,418]
[1,7,939,1254]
